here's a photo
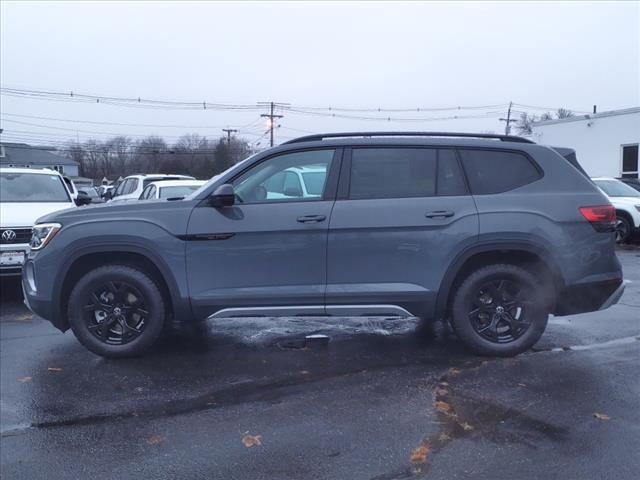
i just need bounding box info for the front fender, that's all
[32,220,193,326]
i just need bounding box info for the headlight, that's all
[30,223,61,250]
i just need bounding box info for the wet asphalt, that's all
[1,250,639,480]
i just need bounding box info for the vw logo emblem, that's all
[1,230,17,242]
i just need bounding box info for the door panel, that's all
[326,197,478,316]
[326,147,479,318]
[186,148,340,319]
[187,201,334,318]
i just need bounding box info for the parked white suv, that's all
[592,177,640,243]
[0,167,76,275]
[109,174,195,202]
[139,179,205,200]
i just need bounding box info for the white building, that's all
[531,107,639,178]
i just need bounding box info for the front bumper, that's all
[21,260,68,331]
[555,278,625,316]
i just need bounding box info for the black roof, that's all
[282,131,534,145]
[0,142,79,166]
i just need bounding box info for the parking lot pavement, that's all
[0,251,638,480]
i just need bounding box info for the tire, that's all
[615,215,632,244]
[451,264,549,357]
[67,265,166,358]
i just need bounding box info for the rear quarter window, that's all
[458,149,542,195]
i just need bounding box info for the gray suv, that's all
[22,132,625,358]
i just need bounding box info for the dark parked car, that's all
[23,132,624,358]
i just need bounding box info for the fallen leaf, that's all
[438,432,451,442]
[47,367,63,372]
[434,400,452,413]
[17,376,32,383]
[299,370,310,375]
[242,434,262,447]
[439,381,449,387]
[594,413,610,421]
[518,383,527,387]
[17,314,33,321]
[449,368,461,376]
[460,422,474,431]
[147,435,165,445]
[410,440,431,464]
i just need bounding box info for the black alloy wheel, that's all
[467,279,532,343]
[68,265,166,358]
[450,264,550,357]
[83,281,148,345]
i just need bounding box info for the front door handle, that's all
[297,214,327,223]
[425,210,455,219]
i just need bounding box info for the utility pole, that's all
[222,128,237,145]
[499,101,517,135]
[259,102,288,147]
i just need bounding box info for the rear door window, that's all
[348,148,467,199]
[458,149,541,194]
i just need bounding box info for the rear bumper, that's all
[554,278,625,316]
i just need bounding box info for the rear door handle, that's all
[425,210,455,219]
[297,214,327,223]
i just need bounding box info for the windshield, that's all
[0,172,71,203]
[159,185,202,199]
[595,179,640,198]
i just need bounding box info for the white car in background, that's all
[138,179,206,200]
[592,177,640,243]
[263,165,327,200]
[0,167,77,275]
[109,173,195,202]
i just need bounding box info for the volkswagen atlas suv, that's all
[22,132,625,358]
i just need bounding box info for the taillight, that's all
[579,205,616,232]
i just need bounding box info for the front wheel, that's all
[451,264,549,357]
[67,265,166,358]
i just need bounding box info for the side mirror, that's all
[75,191,92,206]
[209,184,235,207]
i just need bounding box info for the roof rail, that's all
[282,131,535,145]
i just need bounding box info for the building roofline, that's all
[533,107,640,127]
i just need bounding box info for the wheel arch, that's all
[435,241,564,320]
[56,245,190,330]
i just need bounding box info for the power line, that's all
[0,112,264,130]
[1,85,590,117]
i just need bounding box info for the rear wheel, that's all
[68,265,166,358]
[451,264,549,357]
[615,215,632,243]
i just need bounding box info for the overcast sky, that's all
[1,1,638,147]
